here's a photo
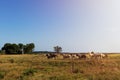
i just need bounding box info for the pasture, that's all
[0,53,120,80]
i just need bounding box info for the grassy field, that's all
[0,54,120,80]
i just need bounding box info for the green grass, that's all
[0,54,119,80]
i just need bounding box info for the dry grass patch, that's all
[0,54,119,80]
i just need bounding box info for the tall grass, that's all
[0,54,119,80]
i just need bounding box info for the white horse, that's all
[88,52,95,58]
[100,53,108,58]
[88,52,107,59]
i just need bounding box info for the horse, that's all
[100,53,108,58]
[88,52,108,59]
[46,53,57,59]
[88,52,95,58]
[76,54,87,59]
[61,54,72,59]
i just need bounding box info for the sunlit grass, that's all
[0,54,119,80]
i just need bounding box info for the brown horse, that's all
[46,53,57,59]
[61,54,72,59]
[76,54,87,59]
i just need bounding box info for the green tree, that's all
[2,43,19,54]
[12,44,19,53]
[18,43,24,54]
[24,43,35,53]
[1,43,35,54]
[54,46,62,53]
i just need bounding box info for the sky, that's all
[0,0,120,52]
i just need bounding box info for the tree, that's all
[29,43,35,52]
[18,43,24,54]
[2,43,19,54]
[24,43,35,53]
[54,46,62,53]
[12,44,19,53]
[1,43,35,54]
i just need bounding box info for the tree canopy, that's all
[1,43,35,54]
[54,46,62,53]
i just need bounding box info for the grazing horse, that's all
[80,54,87,59]
[75,54,81,58]
[61,54,72,59]
[88,52,108,59]
[75,54,87,59]
[100,53,108,58]
[94,54,102,59]
[46,53,57,59]
[88,52,95,58]
[70,54,79,59]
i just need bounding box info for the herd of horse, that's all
[45,52,108,60]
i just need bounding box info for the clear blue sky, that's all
[0,0,120,52]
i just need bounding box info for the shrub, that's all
[0,71,5,79]
[9,59,14,63]
[23,68,37,76]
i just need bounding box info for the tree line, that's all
[1,43,35,54]
[0,42,62,54]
